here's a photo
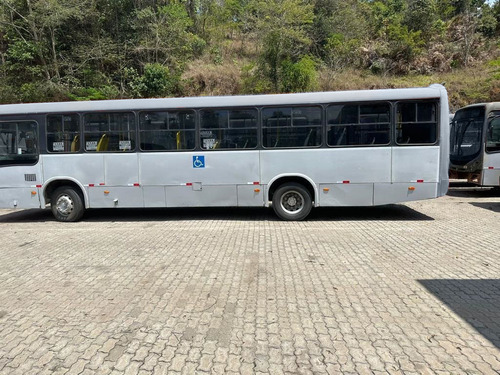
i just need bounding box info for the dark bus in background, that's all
[450,103,500,186]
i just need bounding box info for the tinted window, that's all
[396,102,437,144]
[200,108,257,149]
[84,112,136,152]
[0,121,38,165]
[140,111,195,151]
[47,114,80,153]
[450,107,484,163]
[262,106,321,148]
[486,113,500,153]
[327,103,390,146]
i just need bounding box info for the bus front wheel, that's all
[51,187,85,222]
[272,183,312,221]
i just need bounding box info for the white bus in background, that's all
[450,102,500,186]
[0,84,450,221]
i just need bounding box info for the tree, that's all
[312,0,368,69]
[134,3,202,68]
[251,0,314,91]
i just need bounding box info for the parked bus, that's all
[450,102,500,186]
[0,84,449,221]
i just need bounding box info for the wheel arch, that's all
[43,178,87,208]
[267,174,317,206]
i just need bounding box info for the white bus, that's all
[0,84,449,221]
[450,102,500,186]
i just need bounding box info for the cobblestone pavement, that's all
[0,186,499,375]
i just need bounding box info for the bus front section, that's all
[449,106,485,184]
[0,120,43,209]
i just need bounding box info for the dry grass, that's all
[181,59,244,96]
[317,64,499,111]
[180,36,499,111]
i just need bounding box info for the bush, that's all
[130,63,179,98]
[279,55,318,92]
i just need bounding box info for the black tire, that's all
[51,186,85,222]
[272,183,312,221]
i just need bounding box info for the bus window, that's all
[200,108,257,150]
[84,112,135,152]
[262,106,321,148]
[0,121,38,165]
[486,115,500,153]
[327,103,390,146]
[396,102,437,144]
[47,114,80,153]
[140,111,195,151]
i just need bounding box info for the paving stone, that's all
[0,190,499,375]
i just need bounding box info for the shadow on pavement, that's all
[419,279,500,350]
[447,185,500,198]
[469,202,500,213]
[0,204,434,223]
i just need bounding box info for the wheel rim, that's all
[55,194,74,216]
[280,190,304,215]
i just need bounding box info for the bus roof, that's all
[457,102,500,112]
[0,84,446,116]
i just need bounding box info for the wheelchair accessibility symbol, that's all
[193,155,205,168]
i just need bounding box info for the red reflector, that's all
[253,181,260,185]
[186,183,192,186]
[89,184,95,187]
[99,183,105,186]
[343,180,350,184]
[488,167,494,170]
[133,183,140,187]
[36,185,42,188]
[417,180,424,183]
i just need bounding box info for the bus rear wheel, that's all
[272,183,312,221]
[51,186,85,222]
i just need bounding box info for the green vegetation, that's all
[1,0,500,110]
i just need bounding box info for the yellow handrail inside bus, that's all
[96,134,109,151]
[70,135,80,152]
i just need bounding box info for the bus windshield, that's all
[486,112,500,153]
[450,107,484,165]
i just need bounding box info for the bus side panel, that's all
[482,153,500,186]
[43,154,104,207]
[143,186,166,207]
[166,185,237,207]
[261,148,391,206]
[373,183,438,205]
[90,154,143,208]
[391,146,440,183]
[89,187,144,208]
[105,154,139,186]
[0,187,41,208]
[319,184,374,206]
[0,164,43,208]
[261,148,391,184]
[237,185,265,207]
[140,151,260,208]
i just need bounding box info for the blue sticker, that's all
[193,155,205,168]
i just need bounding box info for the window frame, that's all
[325,101,392,148]
[46,113,81,154]
[138,109,197,152]
[199,107,259,150]
[261,105,323,149]
[395,100,439,146]
[0,120,40,166]
[485,112,500,154]
[83,111,137,153]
